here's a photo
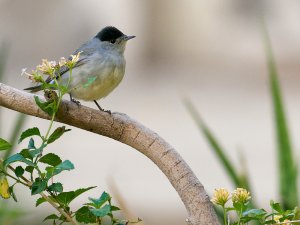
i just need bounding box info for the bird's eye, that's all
[110,39,116,44]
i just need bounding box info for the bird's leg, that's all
[94,100,111,114]
[69,93,81,106]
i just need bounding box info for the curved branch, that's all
[0,83,220,225]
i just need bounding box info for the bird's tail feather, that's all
[24,85,42,92]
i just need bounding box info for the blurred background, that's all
[0,0,300,224]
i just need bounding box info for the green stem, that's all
[223,206,228,225]
[0,170,28,186]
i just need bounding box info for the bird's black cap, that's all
[95,26,124,42]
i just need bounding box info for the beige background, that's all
[1,0,300,224]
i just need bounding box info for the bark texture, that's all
[0,83,220,225]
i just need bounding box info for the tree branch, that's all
[0,83,220,225]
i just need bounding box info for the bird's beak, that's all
[123,35,136,41]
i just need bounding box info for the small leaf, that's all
[75,206,96,224]
[4,153,36,167]
[31,178,47,195]
[28,138,36,149]
[39,153,62,166]
[0,138,12,151]
[29,149,42,158]
[36,197,47,207]
[8,185,17,202]
[48,182,63,193]
[55,186,96,206]
[18,127,40,143]
[34,96,55,116]
[56,160,74,171]
[89,192,111,208]
[47,126,71,144]
[43,214,59,221]
[14,166,24,177]
[242,208,266,217]
[111,205,120,211]
[20,149,33,160]
[45,160,74,179]
[25,166,34,173]
[90,204,111,217]
[270,201,283,213]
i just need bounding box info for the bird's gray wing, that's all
[45,44,96,83]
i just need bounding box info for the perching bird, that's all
[25,26,135,113]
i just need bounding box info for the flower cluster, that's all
[21,51,82,83]
[232,188,251,204]
[211,187,250,206]
[211,188,230,206]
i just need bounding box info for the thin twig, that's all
[4,163,79,225]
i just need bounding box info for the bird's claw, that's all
[71,98,81,107]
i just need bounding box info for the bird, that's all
[25,26,135,113]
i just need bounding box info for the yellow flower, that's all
[211,188,230,206]
[232,188,251,204]
[0,175,10,199]
[21,68,44,83]
[37,59,57,75]
[273,215,291,225]
[67,51,81,68]
[274,215,283,222]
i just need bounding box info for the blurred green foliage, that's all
[0,42,27,225]
[185,26,298,216]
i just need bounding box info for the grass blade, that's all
[184,99,250,189]
[262,25,298,208]
[3,114,26,159]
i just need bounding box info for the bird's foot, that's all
[94,100,111,114]
[72,98,81,107]
[69,94,81,107]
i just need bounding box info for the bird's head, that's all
[95,26,135,54]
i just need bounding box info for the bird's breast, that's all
[68,53,126,101]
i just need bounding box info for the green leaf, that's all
[47,126,71,144]
[43,214,59,222]
[20,149,33,160]
[45,160,74,179]
[55,186,96,206]
[14,166,24,177]
[88,191,111,209]
[3,153,36,167]
[48,183,63,193]
[56,160,74,171]
[39,153,62,166]
[75,206,96,224]
[29,148,43,158]
[18,127,40,143]
[263,26,298,208]
[242,208,266,217]
[28,138,36,149]
[8,184,18,202]
[90,204,111,217]
[111,205,120,211]
[83,76,97,88]
[34,96,55,116]
[25,166,34,173]
[270,201,283,213]
[31,178,47,195]
[0,138,12,151]
[36,197,47,207]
